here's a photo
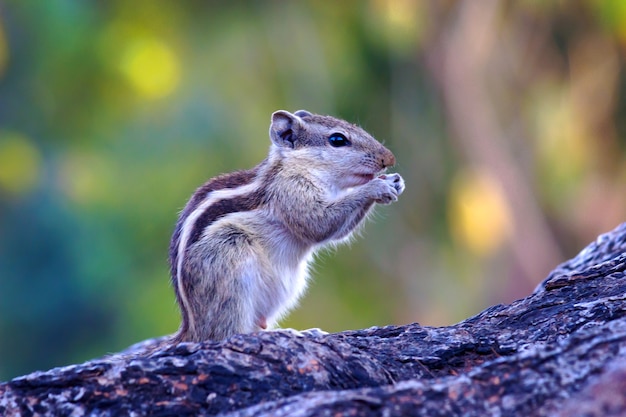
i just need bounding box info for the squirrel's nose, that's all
[381,149,396,168]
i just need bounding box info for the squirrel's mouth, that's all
[355,173,375,182]
[350,170,384,186]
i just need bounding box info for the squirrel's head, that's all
[269,110,396,189]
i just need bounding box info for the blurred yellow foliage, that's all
[0,21,7,77]
[370,0,424,50]
[448,169,513,256]
[119,37,180,99]
[541,101,590,178]
[530,87,593,199]
[0,132,41,196]
[592,0,626,43]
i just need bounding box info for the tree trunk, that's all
[3,223,626,416]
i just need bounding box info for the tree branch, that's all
[2,223,626,416]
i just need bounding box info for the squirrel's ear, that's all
[270,110,304,149]
[294,109,312,118]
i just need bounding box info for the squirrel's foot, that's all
[257,316,268,330]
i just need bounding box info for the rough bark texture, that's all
[2,223,626,416]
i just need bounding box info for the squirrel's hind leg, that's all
[185,225,263,341]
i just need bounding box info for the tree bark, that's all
[2,223,626,416]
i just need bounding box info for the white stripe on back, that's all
[175,180,263,334]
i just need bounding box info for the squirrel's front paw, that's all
[372,173,405,205]
[383,173,405,196]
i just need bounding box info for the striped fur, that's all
[170,170,264,340]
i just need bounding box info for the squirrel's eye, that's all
[328,133,350,147]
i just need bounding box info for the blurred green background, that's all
[1,0,626,380]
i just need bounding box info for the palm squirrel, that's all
[169,109,405,343]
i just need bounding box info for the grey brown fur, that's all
[169,110,405,342]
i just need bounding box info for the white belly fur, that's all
[213,211,314,329]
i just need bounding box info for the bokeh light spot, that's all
[119,38,180,99]
[0,132,42,196]
[370,0,424,51]
[448,169,513,256]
